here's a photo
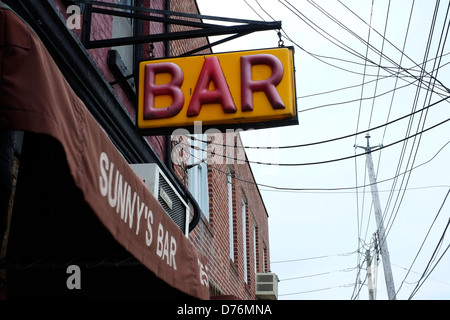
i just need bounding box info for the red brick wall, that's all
[184,133,271,300]
[169,0,211,56]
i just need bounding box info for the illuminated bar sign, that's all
[137,47,297,134]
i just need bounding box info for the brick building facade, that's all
[178,132,271,299]
[0,0,273,300]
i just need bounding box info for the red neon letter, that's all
[187,56,236,117]
[240,54,285,111]
[143,63,184,119]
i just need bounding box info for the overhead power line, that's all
[182,136,450,193]
[377,0,450,276]
[279,0,441,93]
[297,55,450,100]
[337,0,450,95]
[279,266,357,282]
[279,283,355,297]
[182,109,450,167]
[408,218,450,300]
[186,94,450,151]
[272,250,358,264]
[394,189,450,299]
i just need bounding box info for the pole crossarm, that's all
[75,0,282,52]
[354,133,383,153]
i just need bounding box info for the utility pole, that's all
[366,249,375,300]
[355,134,397,300]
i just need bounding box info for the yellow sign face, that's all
[137,47,297,134]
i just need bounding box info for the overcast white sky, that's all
[197,0,450,300]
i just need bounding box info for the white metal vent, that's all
[130,163,190,236]
[255,273,279,300]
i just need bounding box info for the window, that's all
[119,0,133,7]
[112,0,135,73]
[242,198,248,283]
[228,167,234,261]
[253,224,258,273]
[263,246,267,273]
[188,134,209,219]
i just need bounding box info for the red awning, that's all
[0,4,209,300]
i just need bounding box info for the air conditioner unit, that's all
[130,163,190,236]
[255,273,279,300]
